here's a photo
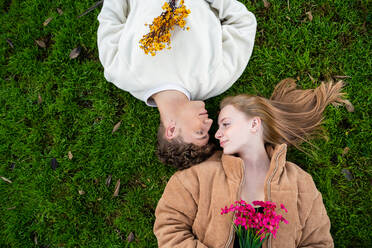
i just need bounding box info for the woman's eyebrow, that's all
[218,117,227,124]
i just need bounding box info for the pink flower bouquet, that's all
[221,200,289,248]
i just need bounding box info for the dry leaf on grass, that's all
[308,73,315,83]
[341,169,353,181]
[51,158,58,170]
[331,98,354,112]
[68,151,73,160]
[306,11,313,21]
[43,17,53,26]
[139,181,147,188]
[262,0,271,8]
[35,39,46,48]
[6,39,14,48]
[343,99,354,112]
[38,93,43,104]
[69,47,81,59]
[1,176,12,183]
[57,8,63,15]
[112,121,122,134]
[342,147,350,156]
[78,190,85,195]
[106,174,112,186]
[34,234,38,245]
[7,206,16,210]
[113,179,120,197]
[127,232,135,242]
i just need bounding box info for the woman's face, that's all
[215,105,261,155]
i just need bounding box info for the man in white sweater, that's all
[97,0,256,168]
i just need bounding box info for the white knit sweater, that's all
[97,0,256,106]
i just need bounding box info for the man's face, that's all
[177,101,213,146]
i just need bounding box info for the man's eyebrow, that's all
[197,134,208,140]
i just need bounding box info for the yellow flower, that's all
[139,0,191,56]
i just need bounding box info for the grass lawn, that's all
[0,0,371,247]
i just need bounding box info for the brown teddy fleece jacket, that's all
[154,144,334,248]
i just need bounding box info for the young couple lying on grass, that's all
[98,0,350,247]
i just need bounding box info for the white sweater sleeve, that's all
[97,0,129,70]
[205,0,257,95]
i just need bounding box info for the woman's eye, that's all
[222,123,230,127]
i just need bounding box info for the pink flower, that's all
[280,203,288,213]
[221,199,289,244]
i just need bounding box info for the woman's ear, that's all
[251,117,261,133]
[165,120,177,140]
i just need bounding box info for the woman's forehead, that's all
[218,105,250,123]
[219,105,240,118]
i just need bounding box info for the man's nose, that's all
[196,101,205,108]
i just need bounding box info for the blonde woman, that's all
[154,79,350,247]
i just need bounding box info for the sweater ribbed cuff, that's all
[144,84,191,107]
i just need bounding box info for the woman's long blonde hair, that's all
[220,78,352,149]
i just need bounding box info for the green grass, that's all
[0,0,371,247]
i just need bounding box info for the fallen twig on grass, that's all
[106,174,112,186]
[334,75,351,79]
[78,0,103,18]
[113,179,120,197]
[6,38,14,48]
[1,176,12,183]
[38,93,43,104]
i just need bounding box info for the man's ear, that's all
[165,120,177,140]
[251,117,261,133]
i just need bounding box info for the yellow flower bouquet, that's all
[139,0,191,56]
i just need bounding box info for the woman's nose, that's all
[215,129,222,139]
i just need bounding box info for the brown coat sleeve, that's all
[153,173,208,248]
[299,178,334,248]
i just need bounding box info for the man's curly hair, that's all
[156,123,216,170]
